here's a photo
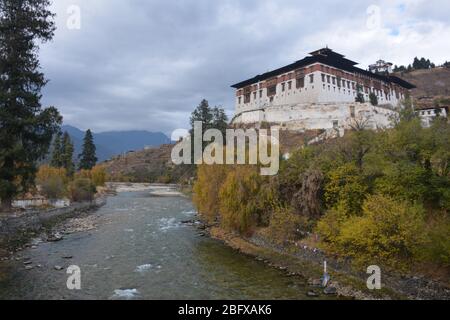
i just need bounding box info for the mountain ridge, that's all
[61,125,171,162]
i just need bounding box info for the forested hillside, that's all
[193,111,450,279]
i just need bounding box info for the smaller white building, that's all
[369,60,393,74]
[417,106,448,127]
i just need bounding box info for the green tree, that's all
[50,132,63,168]
[190,99,228,134]
[369,92,378,106]
[78,129,97,170]
[189,100,229,163]
[355,84,365,103]
[190,99,214,134]
[0,0,61,212]
[212,106,229,137]
[61,132,75,177]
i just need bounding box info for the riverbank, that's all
[0,197,107,257]
[207,226,450,300]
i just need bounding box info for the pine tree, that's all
[355,85,365,103]
[61,132,75,177]
[212,106,229,138]
[50,132,63,168]
[190,99,214,133]
[78,129,97,170]
[369,93,378,106]
[0,0,61,212]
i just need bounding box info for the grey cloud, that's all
[39,0,449,134]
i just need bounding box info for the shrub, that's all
[90,165,107,187]
[219,166,276,235]
[374,161,430,204]
[69,178,96,202]
[75,166,107,187]
[36,166,68,200]
[324,163,368,216]
[420,214,450,268]
[316,203,349,245]
[267,206,309,245]
[193,164,229,224]
[317,195,427,270]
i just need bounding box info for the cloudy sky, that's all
[40,0,449,135]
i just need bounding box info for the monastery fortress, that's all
[230,48,415,132]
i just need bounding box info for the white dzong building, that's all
[231,48,415,131]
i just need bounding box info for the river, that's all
[0,186,326,300]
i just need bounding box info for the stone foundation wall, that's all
[232,102,398,132]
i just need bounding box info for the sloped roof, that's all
[231,49,416,90]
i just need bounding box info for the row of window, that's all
[238,74,402,105]
[419,109,443,116]
[238,76,311,104]
[321,73,355,90]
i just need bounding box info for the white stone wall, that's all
[233,102,398,131]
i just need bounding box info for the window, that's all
[267,85,276,96]
[327,75,331,83]
[296,77,305,89]
[321,74,326,82]
[253,92,256,100]
[259,90,263,98]
[333,120,339,129]
[281,83,285,92]
[309,74,314,84]
[288,81,292,90]
[347,81,351,89]
[332,77,336,85]
[244,93,251,104]
[238,97,241,104]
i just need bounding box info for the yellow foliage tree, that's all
[218,166,276,235]
[36,165,68,199]
[318,194,427,270]
[193,164,228,224]
[90,165,107,187]
[74,165,107,187]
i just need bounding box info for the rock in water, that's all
[54,265,64,271]
[48,233,63,242]
[308,279,322,287]
[307,290,319,297]
[323,287,337,295]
